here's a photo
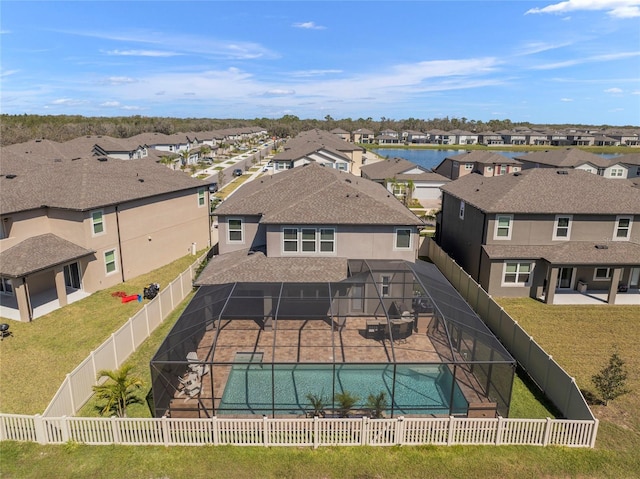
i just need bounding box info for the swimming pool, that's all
[218,363,468,416]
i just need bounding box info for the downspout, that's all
[478,212,487,280]
[115,205,126,283]
[23,277,33,322]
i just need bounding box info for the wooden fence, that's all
[42,255,206,417]
[0,414,598,448]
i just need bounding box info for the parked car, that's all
[208,182,218,193]
[262,164,273,173]
[233,169,243,177]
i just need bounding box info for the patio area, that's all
[0,288,90,321]
[151,260,515,420]
[550,289,640,305]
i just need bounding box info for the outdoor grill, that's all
[0,323,11,340]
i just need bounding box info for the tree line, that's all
[0,113,632,147]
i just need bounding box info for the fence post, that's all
[66,375,76,414]
[447,416,455,446]
[313,416,319,449]
[128,318,136,353]
[396,416,405,446]
[60,416,70,443]
[495,416,504,445]
[361,417,368,445]
[111,333,119,368]
[33,414,47,445]
[111,416,120,444]
[161,416,170,447]
[590,419,599,448]
[263,416,269,447]
[542,417,552,446]
[144,305,151,337]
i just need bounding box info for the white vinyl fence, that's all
[42,255,206,418]
[0,414,598,448]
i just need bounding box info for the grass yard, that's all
[0,251,205,415]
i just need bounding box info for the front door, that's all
[557,267,574,289]
[64,262,81,290]
[629,267,640,289]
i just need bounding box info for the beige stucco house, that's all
[434,151,522,181]
[0,151,211,321]
[436,169,640,304]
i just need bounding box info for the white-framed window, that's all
[336,162,348,171]
[197,187,206,207]
[394,228,412,250]
[553,215,572,240]
[380,275,391,297]
[91,210,105,235]
[609,168,624,177]
[459,201,465,220]
[283,228,299,252]
[104,249,117,275]
[502,261,533,286]
[0,277,14,295]
[613,216,632,240]
[494,215,513,240]
[593,267,612,281]
[319,228,335,252]
[464,163,473,170]
[228,218,244,243]
[391,182,406,196]
[499,165,507,175]
[301,228,316,252]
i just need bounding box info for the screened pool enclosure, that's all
[151,260,515,419]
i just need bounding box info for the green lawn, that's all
[0,252,205,415]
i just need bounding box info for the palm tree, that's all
[92,364,144,418]
[305,393,327,417]
[365,391,388,419]
[334,391,359,418]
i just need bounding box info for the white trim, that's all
[104,249,118,276]
[0,276,14,295]
[380,275,391,297]
[593,267,612,281]
[494,215,513,240]
[501,261,533,287]
[227,217,244,244]
[281,227,337,255]
[91,209,105,236]
[552,214,572,241]
[613,215,632,241]
[197,187,206,207]
[394,227,413,250]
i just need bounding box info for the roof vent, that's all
[557,170,568,175]
[138,178,144,183]
[595,244,608,250]
[97,157,108,162]
[35,139,42,143]
[345,178,351,183]
[513,172,521,176]
[5,174,17,179]
[54,159,62,162]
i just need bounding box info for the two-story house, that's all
[360,158,450,210]
[436,169,640,304]
[434,151,521,180]
[0,151,211,321]
[515,148,629,178]
[203,162,423,285]
[352,128,375,144]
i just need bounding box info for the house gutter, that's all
[115,205,126,283]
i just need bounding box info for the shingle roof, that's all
[0,154,207,214]
[0,233,95,277]
[482,241,640,265]
[194,248,349,285]
[440,168,640,214]
[616,153,640,166]
[360,158,449,182]
[444,150,521,165]
[514,148,611,168]
[214,162,423,225]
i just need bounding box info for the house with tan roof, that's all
[515,148,630,178]
[0,152,211,321]
[436,169,640,304]
[198,162,423,286]
[434,151,522,180]
[360,158,450,210]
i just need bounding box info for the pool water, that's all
[218,363,468,416]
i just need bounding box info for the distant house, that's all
[330,128,351,142]
[271,129,365,175]
[448,129,478,145]
[514,148,628,178]
[360,157,450,210]
[404,130,428,144]
[211,162,423,268]
[0,151,211,321]
[436,169,640,304]
[434,151,521,180]
[477,132,504,146]
[604,130,640,147]
[616,153,640,178]
[352,128,375,144]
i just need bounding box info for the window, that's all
[283,228,298,252]
[494,215,513,240]
[228,218,243,243]
[392,182,406,196]
[104,249,117,275]
[301,228,316,252]
[380,275,391,297]
[320,228,335,252]
[553,215,572,240]
[0,277,13,295]
[91,210,104,235]
[593,268,612,280]
[614,216,632,240]
[502,262,532,286]
[499,165,507,175]
[197,188,206,207]
[395,228,412,249]
[459,201,465,220]
[464,163,474,170]
[336,162,348,171]
[610,168,624,177]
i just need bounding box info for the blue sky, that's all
[2,1,639,125]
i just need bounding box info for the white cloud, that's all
[100,101,121,107]
[293,21,326,30]
[561,97,574,101]
[531,51,640,70]
[631,90,640,94]
[121,105,143,111]
[0,69,19,78]
[604,87,623,93]
[262,89,296,97]
[105,49,180,57]
[290,69,343,77]
[50,98,87,106]
[103,76,137,85]
[526,0,640,18]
